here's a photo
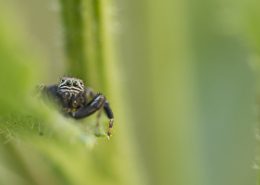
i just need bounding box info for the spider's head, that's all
[58,77,85,96]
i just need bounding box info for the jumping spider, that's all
[41,77,114,137]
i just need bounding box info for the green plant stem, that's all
[60,0,86,79]
[60,0,107,90]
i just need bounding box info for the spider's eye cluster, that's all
[59,78,84,90]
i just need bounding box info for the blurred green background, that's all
[0,0,259,185]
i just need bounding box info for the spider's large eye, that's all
[66,81,71,86]
[60,79,65,83]
[73,81,78,87]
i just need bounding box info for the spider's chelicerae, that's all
[41,77,114,137]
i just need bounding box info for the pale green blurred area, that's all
[118,0,257,185]
[0,0,259,185]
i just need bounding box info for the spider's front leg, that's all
[72,93,114,137]
[103,101,114,137]
[72,93,106,119]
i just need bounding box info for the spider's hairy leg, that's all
[104,101,114,137]
[72,93,106,119]
[72,93,114,137]
[94,100,114,137]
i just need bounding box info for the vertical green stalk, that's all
[59,1,145,185]
[60,0,107,90]
[91,0,107,90]
[83,0,108,90]
[60,0,86,79]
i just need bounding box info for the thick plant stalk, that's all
[60,0,107,90]
[60,0,86,79]
[59,1,145,185]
